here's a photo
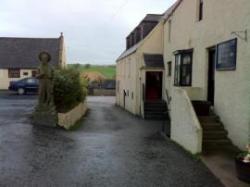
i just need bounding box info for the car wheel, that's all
[18,88,25,95]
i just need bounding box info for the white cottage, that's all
[116,5,179,120]
[163,0,250,153]
[117,0,250,153]
[0,33,66,90]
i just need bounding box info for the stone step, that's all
[145,108,167,112]
[144,114,168,120]
[203,131,228,140]
[144,102,167,107]
[203,139,232,153]
[144,106,167,110]
[144,101,168,120]
[202,145,241,155]
[144,110,168,115]
[198,115,219,123]
[203,139,231,147]
[192,101,211,116]
[201,122,225,131]
[144,117,168,121]
[144,100,166,104]
[144,105,167,110]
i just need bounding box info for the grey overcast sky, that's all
[0,0,176,65]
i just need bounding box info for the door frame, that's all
[145,71,163,101]
[207,47,216,105]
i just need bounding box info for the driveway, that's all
[0,94,223,187]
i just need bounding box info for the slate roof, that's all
[116,14,163,62]
[143,54,164,68]
[163,0,183,20]
[143,14,163,22]
[116,1,182,63]
[116,42,142,61]
[0,37,61,69]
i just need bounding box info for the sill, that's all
[174,85,192,87]
[196,19,204,23]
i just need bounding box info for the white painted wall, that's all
[116,23,164,116]
[116,53,139,115]
[171,87,202,154]
[164,0,250,149]
[0,69,36,90]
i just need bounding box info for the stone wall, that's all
[58,101,88,130]
[91,89,116,96]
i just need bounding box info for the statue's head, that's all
[39,51,51,64]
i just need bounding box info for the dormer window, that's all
[198,0,204,21]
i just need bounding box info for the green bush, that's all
[53,68,88,113]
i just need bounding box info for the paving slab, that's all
[202,152,250,187]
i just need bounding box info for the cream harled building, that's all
[0,33,66,90]
[116,0,250,153]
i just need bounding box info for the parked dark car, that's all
[9,77,39,95]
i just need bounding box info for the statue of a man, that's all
[37,51,54,107]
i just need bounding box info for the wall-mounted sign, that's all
[216,38,237,71]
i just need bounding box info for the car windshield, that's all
[18,78,37,84]
[26,78,36,84]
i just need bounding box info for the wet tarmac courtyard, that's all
[0,94,223,186]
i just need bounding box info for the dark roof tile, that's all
[0,37,61,69]
[144,54,164,68]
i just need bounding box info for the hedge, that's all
[53,68,88,113]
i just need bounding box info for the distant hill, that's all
[69,64,116,79]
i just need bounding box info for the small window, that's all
[198,0,203,21]
[216,39,237,71]
[116,81,120,93]
[167,61,172,76]
[168,20,172,42]
[23,72,29,76]
[174,50,193,86]
[32,70,37,77]
[8,69,20,78]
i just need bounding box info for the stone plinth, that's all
[32,104,58,127]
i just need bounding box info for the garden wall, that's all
[58,101,88,130]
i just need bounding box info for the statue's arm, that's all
[48,66,54,79]
[36,66,45,79]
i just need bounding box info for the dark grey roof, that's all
[163,0,183,20]
[117,14,163,62]
[130,14,163,36]
[143,14,163,22]
[116,1,182,63]
[116,42,141,62]
[0,37,61,69]
[144,54,164,68]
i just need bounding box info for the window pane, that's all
[8,69,20,78]
[181,53,192,86]
[168,61,172,76]
[183,54,191,64]
[174,51,192,86]
[174,55,181,85]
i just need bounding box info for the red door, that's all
[145,72,163,101]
